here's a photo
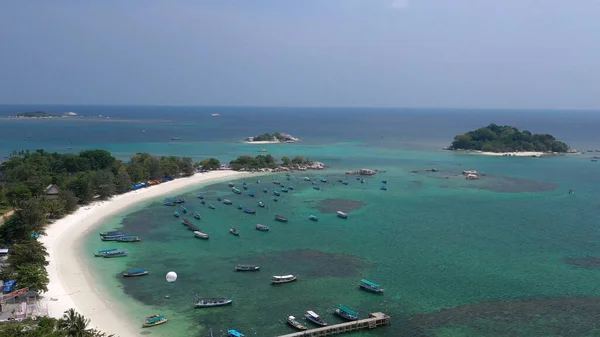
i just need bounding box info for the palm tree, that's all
[58,308,90,337]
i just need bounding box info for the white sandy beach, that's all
[243,140,282,144]
[39,170,254,337]
[473,151,546,157]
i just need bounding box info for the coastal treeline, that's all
[0,308,114,336]
[449,124,570,153]
[229,155,311,170]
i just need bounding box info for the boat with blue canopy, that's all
[380,184,387,190]
[123,268,148,277]
[104,250,128,258]
[193,212,201,219]
[174,211,180,217]
[94,248,118,257]
[180,205,188,213]
[99,231,124,237]
[359,279,384,293]
[117,235,141,242]
[333,305,359,321]
[273,190,280,196]
[249,190,255,197]
[142,314,168,328]
[227,330,245,337]
[309,215,318,222]
[263,188,268,193]
[243,207,256,214]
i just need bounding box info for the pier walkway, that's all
[276,312,390,337]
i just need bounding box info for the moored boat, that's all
[281,188,289,193]
[194,297,234,308]
[337,211,348,219]
[243,185,248,190]
[263,188,268,193]
[273,190,280,196]
[197,194,205,199]
[273,180,281,185]
[194,231,209,239]
[273,197,278,202]
[288,186,294,190]
[303,177,311,181]
[208,204,216,209]
[258,201,265,208]
[255,224,269,231]
[223,199,233,205]
[193,212,201,219]
[201,200,206,204]
[249,190,255,197]
[320,178,327,183]
[104,250,127,258]
[381,180,387,184]
[227,329,245,337]
[243,207,256,214]
[230,227,240,236]
[142,314,168,328]
[99,231,124,237]
[274,215,288,222]
[180,206,188,213]
[232,187,242,194]
[342,181,349,185]
[333,305,358,321]
[380,184,387,190]
[235,264,260,271]
[313,185,320,190]
[309,215,318,222]
[359,279,384,293]
[174,211,180,217]
[117,235,141,242]
[94,248,118,257]
[304,310,328,326]
[123,268,148,277]
[228,182,235,187]
[163,201,175,206]
[287,316,307,330]
[272,275,297,284]
[101,234,126,241]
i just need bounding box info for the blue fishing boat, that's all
[99,231,124,237]
[258,201,265,208]
[123,268,148,277]
[180,206,188,213]
[255,224,269,231]
[142,314,168,327]
[197,194,205,199]
[94,248,118,257]
[227,330,245,337]
[359,279,384,293]
[273,190,280,196]
[380,184,387,191]
[243,207,256,214]
[101,234,126,241]
[174,211,180,217]
[313,186,320,190]
[263,188,268,193]
[104,250,128,258]
[309,215,318,222]
[249,190,255,197]
[117,235,141,242]
[193,212,201,219]
[333,305,359,321]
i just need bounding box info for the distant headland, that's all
[244,132,300,144]
[446,124,570,157]
[9,111,79,118]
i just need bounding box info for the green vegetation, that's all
[0,149,200,293]
[0,308,114,336]
[229,155,311,170]
[251,132,287,142]
[197,158,221,170]
[15,111,58,118]
[449,124,570,153]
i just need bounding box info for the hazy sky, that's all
[1,0,599,108]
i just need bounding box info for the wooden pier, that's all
[276,312,390,337]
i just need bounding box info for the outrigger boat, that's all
[243,207,256,214]
[248,190,255,197]
[304,310,328,326]
[142,314,168,328]
[359,279,384,293]
[235,264,260,271]
[223,199,233,205]
[227,330,245,337]
[380,184,387,191]
[272,275,297,284]
[99,231,124,237]
[232,187,242,194]
[281,188,289,193]
[101,234,126,241]
[180,206,188,213]
[208,204,216,209]
[194,297,234,308]
[123,268,148,277]
[163,201,175,206]
[337,211,348,219]
[173,211,180,218]
[165,197,185,204]
[258,201,265,208]
[256,224,269,231]
[117,235,141,242]
[230,227,240,236]
[193,212,201,219]
[287,316,307,331]
[273,190,280,196]
[104,250,127,258]
[309,215,318,222]
[94,248,118,257]
[263,188,268,193]
[333,305,359,321]
[274,215,288,222]
[182,218,200,231]
[194,231,209,239]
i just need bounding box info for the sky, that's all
[1,0,599,109]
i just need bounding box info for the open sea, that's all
[2,105,600,337]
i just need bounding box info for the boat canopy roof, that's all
[147,315,165,323]
[361,279,381,287]
[127,268,147,273]
[337,211,347,214]
[307,310,319,318]
[228,330,245,337]
[273,275,294,279]
[338,305,358,316]
[98,248,118,253]
[120,235,138,239]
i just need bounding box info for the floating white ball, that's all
[166,271,177,283]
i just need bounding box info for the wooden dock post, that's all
[275,312,390,337]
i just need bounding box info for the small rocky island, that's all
[447,123,569,156]
[9,111,79,118]
[244,132,300,144]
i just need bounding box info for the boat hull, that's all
[194,299,233,308]
[359,284,384,293]
[235,265,260,272]
[142,318,168,328]
[333,308,358,321]
[123,271,149,277]
[305,314,328,326]
[272,277,297,284]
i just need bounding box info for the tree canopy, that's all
[448,124,570,153]
[251,132,287,142]
[229,154,312,170]
[0,308,114,337]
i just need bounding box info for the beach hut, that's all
[44,184,60,199]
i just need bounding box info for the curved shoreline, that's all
[39,170,257,336]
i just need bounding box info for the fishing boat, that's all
[271,275,297,284]
[380,184,387,191]
[342,181,349,185]
[194,231,209,239]
[288,186,294,190]
[273,180,281,185]
[263,188,268,193]
[304,310,328,326]
[142,314,168,328]
[173,211,180,218]
[104,250,128,258]
[273,197,278,202]
[359,279,384,293]
[237,205,242,209]
[182,218,193,226]
[337,211,348,219]
[309,215,318,222]
[230,227,240,236]
[223,199,233,205]
[228,182,235,187]
[356,177,361,180]
[320,178,327,183]
[217,196,222,201]
[117,235,141,242]
[197,194,205,199]
[243,207,256,214]
[287,316,307,330]
[101,234,126,241]
[193,212,201,219]
[337,179,343,183]
[258,201,265,208]
[248,190,255,197]
[361,179,365,184]
[243,185,248,190]
[255,224,269,231]
[94,248,118,257]
[235,264,260,271]
[163,201,175,206]
[99,231,124,237]
[165,197,185,204]
[303,177,311,181]
[232,187,242,194]
[180,206,188,213]
[333,305,359,321]
[194,297,234,308]
[274,215,288,222]
[208,204,216,209]
[281,188,289,193]
[313,185,320,190]
[123,268,148,277]
[227,329,245,337]
[273,190,280,196]
[381,180,387,184]
[201,200,206,204]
